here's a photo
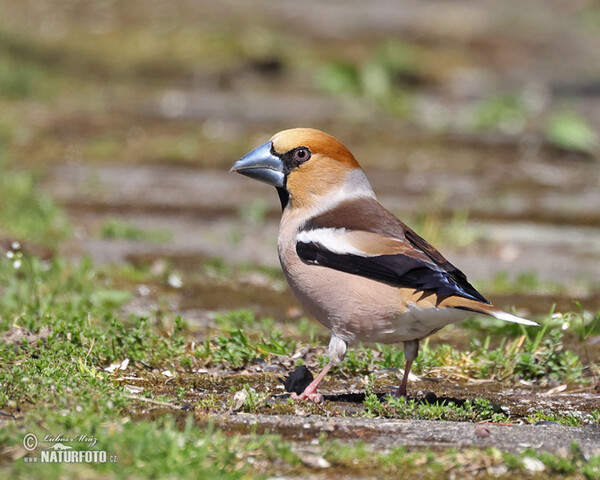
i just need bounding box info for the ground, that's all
[0,1,600,479]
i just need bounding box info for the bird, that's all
[230,128,538,403]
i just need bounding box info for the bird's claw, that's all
[390,389,408,400]
[290,391,324,404]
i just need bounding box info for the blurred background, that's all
[1,0,599,319]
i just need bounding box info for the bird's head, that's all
[230,128,374,210]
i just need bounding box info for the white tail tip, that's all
[490,310,539,326]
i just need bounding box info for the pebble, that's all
[522,456,545,473]
[474,424,492,438]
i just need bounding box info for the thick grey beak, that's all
[230,141,285,187]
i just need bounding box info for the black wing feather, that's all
[296,240,489,303]
[298,197,489,303]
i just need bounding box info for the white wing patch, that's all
[297,228,374,257]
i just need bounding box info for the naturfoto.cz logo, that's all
[22,433,117,464]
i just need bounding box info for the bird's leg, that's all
[292,334,347,404]
[291,363,331,403]
[396,340,419,398]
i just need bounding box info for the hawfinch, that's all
[231,128,537,403]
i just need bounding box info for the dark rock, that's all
[424,392,438,403]
[535,420,560,426]
[280,366,314,394]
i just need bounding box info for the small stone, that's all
[313,420,337,432]
[555,447,569,458]
[303,455,331,469]
[424,392,437,403]
[475,424,492,438]
[542,384,567,396]
[150,259,168,276]
[522,456,545,473]
[489,464,508,476]
[280,366,313,394]
[233,389,248,411]
[535,420,559,426]
[295,449,331,469]
[167,273,183,289]
[136,284,150,296]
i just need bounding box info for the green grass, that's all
[3,413,600,479]
[363,390,508,423]
[526,410,597,427]
[1,249,596,402]
[546,110,599,155]
[1,414,298,479]
[0,255,182,407]
[0,251,286,478]
[213,308,276,332]
[0,164,70,248]
[199,328,295,369]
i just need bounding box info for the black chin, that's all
[276,187,289,211]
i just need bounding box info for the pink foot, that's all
[291,391,324,404]
[289,363,331,404]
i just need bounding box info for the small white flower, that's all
[6,251,14,259]
[104,362,121,373]
[11,241,20,250]
[13,259,22,269]
[104,358,130,373]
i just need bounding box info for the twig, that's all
[84,337,95,363]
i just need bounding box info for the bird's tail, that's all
[441,296,539,326]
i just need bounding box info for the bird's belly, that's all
[355,306,470,344]
[279,248,469,345]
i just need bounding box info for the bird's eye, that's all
[293,147,311,162]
